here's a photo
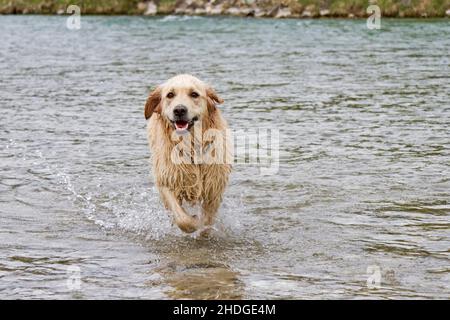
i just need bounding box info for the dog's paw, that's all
[176,215,200,233]
[178,222,198,234]
[199,226,215,238]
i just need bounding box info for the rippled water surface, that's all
[1,16,449,299]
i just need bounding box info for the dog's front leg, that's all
[199,198,221,237]
[160,187,199,233]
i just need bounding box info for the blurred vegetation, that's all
[297,0,449,17]
[0,0,448,17]
[0,1,142,14]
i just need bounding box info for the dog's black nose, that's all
[173,105,187,117]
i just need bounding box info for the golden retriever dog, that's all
[144,74,232,234]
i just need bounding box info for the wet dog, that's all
[145,74,231,234]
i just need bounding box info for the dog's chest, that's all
[177,166,202,202]
[156,162,203,202]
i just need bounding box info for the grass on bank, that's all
[0,0,142,14]
[297,0,448,17]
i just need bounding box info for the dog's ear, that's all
[206,87,224,114]
[144,86,162,120]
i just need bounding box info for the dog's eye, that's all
[166,92,174,99]
[190,92,199,98]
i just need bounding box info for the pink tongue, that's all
[176,121,188,129]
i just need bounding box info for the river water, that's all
[0,15,449,299]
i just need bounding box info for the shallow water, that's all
[0,15,449,299]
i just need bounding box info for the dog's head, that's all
[144,74,223,133]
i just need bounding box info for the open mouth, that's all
[175,120,189,131]
[171,116,198,132]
